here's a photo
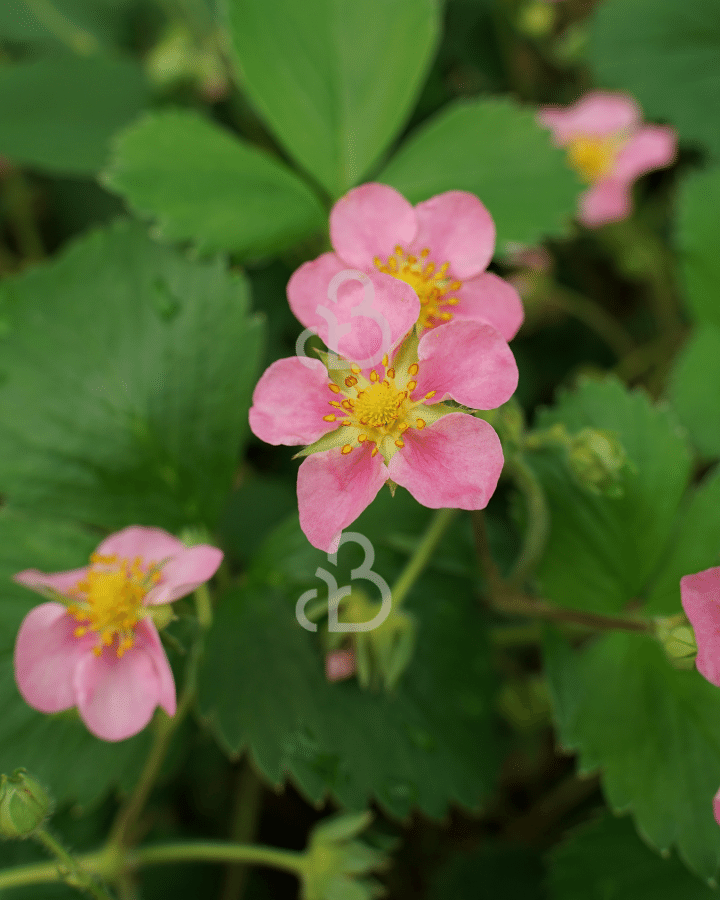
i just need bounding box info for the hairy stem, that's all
[390,507,457,607]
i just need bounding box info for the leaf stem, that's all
[506,456,550,589]
[549,286,636,358]
[22,0,99,54]
[33,830,115,899]
[390,507,457,607]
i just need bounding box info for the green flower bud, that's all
[655,614,697,670]
[517,1,555,38]
[567,428,629,498]
[0,769,51,839]
[301,811,387,900]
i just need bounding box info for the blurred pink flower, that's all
[288,183,524,342]
[325,649,356,682]
[539,92,676,227]
[13,526,223,742]
[714,788,720,829]
[680,566,720,688]
[250,285,518,551]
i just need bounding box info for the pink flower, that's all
[539,91,677,227]
[715,787,720,829]
[288,183,524,344]
[680,566,720,688]
[13,526,223,742]
[249,276,518,551]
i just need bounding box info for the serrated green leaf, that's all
[103,110,326,259]
[0,218,264,531]
[226,0,441,198]
[677,168,720,328]
[647,465,720,615]
[589,0,720,160]
[668,325,720,459]
[197,560,500,818]
[377,98,582,251]
[544,628,720,880]
[0,509,149,810]
[548,814,717,899]
[0,55,149,175]
[531,377,691,614]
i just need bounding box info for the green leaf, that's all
[544,628,720,880]
[197,549,500,818]
[0,0,135,49]
[0,218,264,531]
[103,110,326,259]
[0,55,149,175]
[377,98,582,252]
[0,509,150,810]
[548,814,717,899]
[646,465,720,615]
[531,377,692,614]
[430,845,546,900]
[668,325,720,459]
[677,168,720,328]
[589,0,720,159]
[226,0,441,198]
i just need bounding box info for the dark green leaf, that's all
[378,98,581,251]
[430,845,546,900]
[0,219,264,531]
[226,0,441,197]
[103,110,326,259]
[677,168,720,328]
[0,55,148,175]
[668,325,720,459]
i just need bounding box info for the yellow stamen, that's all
[408,363,419,376]
[566,134,619,184]
[341,444,353,454]
[416,418,426,429]
[323,414,336,422]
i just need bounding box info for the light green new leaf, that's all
[531,377,691,614]
[0,509,150,810]
[0,219,264,531]
[677,168,720,328]
[668,326,720,459]
[548,815,718,899]
[0,55,148,175]
[103,110,326,259]
[226,0,441,198]
[197,536,500,818]
[589,0,720,159]
[646,465,720,615]
[544,629,720,880]
[378,98,581,252]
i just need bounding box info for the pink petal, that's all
[714,787,720,829]
[415,320,518,409]
[249,357,339,446]
[614,125,677,180]
[96,526,186,565]
[14,603,94,713]
[135,619,176,715]
[326,649,356,682]
[409,191,495,279]
[329,183,417,269]
[144,545,223,606]
[388,414,504,509]
[288,258,420,364]
[539,92,640,143]
[73,625,171,741]
[579,180,632,227]
[297,445,388,552]
[452,272,525,341]
[680,568,720,687]
[13,566,90,598]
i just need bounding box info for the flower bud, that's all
[655,614,697,670]
[567,428,628,498]
[516,1,555,38]
[0,769,51,838]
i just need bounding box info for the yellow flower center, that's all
[67,553,162,657]
[352,380,405,428]
[374,245,462,330]
[566,135,619,184]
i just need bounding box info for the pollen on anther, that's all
[407,380,417,391]
[329,400,342,408]
[74,626,87,637]
[421,248,430,258]
[370,370,379,382]
[371,446,379,457]
[329,383,341,394]
[342,399,353,410]
[416,418,426,429]
[394,245,403,255]
[345,376,358,387]
[386,367,395,379]
[408,363,419,376]
[323,414,336,422]
[439,312,453,321]
[358,434,367,443]
[450,281,462,290]
[425,390,436,399]
[395,439,405,448]
[446,297,460,306]
[382,354,389,367]
[341,444,353,454]
[351,364,361,375]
